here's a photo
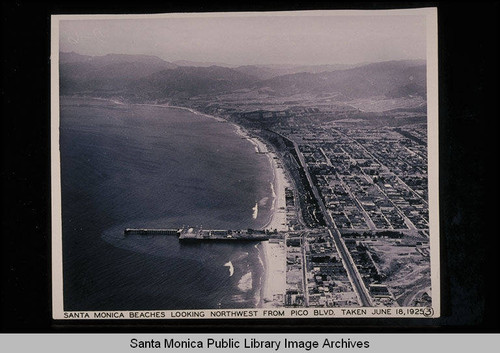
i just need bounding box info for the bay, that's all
[59,97,273,311]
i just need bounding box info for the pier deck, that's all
[124,227,272,242]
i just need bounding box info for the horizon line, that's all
[59,50,427,68]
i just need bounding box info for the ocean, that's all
[59,97,274,311]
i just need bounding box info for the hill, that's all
[59,52,178,94]
[257,60,426,99]
[131,65,260,99]
[58,53,426,102]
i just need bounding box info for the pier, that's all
[124,227,272,242]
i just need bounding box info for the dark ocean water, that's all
[59,97,274,311]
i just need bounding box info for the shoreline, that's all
[147,101,290,308]
[66,96,289,308]
[98,95,288,232]
[231,124,290,232]
[143,99,290,232]
[65,97,287,229]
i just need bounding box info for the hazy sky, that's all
[59,12,427,66]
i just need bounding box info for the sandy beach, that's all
[223,123,290,307]
[229,125,290,307]
[260,240,286,307]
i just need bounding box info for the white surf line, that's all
[252,202,259,220]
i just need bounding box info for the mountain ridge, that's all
[58,52,426,101]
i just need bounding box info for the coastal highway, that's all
[291,140,373,307]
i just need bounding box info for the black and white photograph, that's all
[50,8,440,320]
